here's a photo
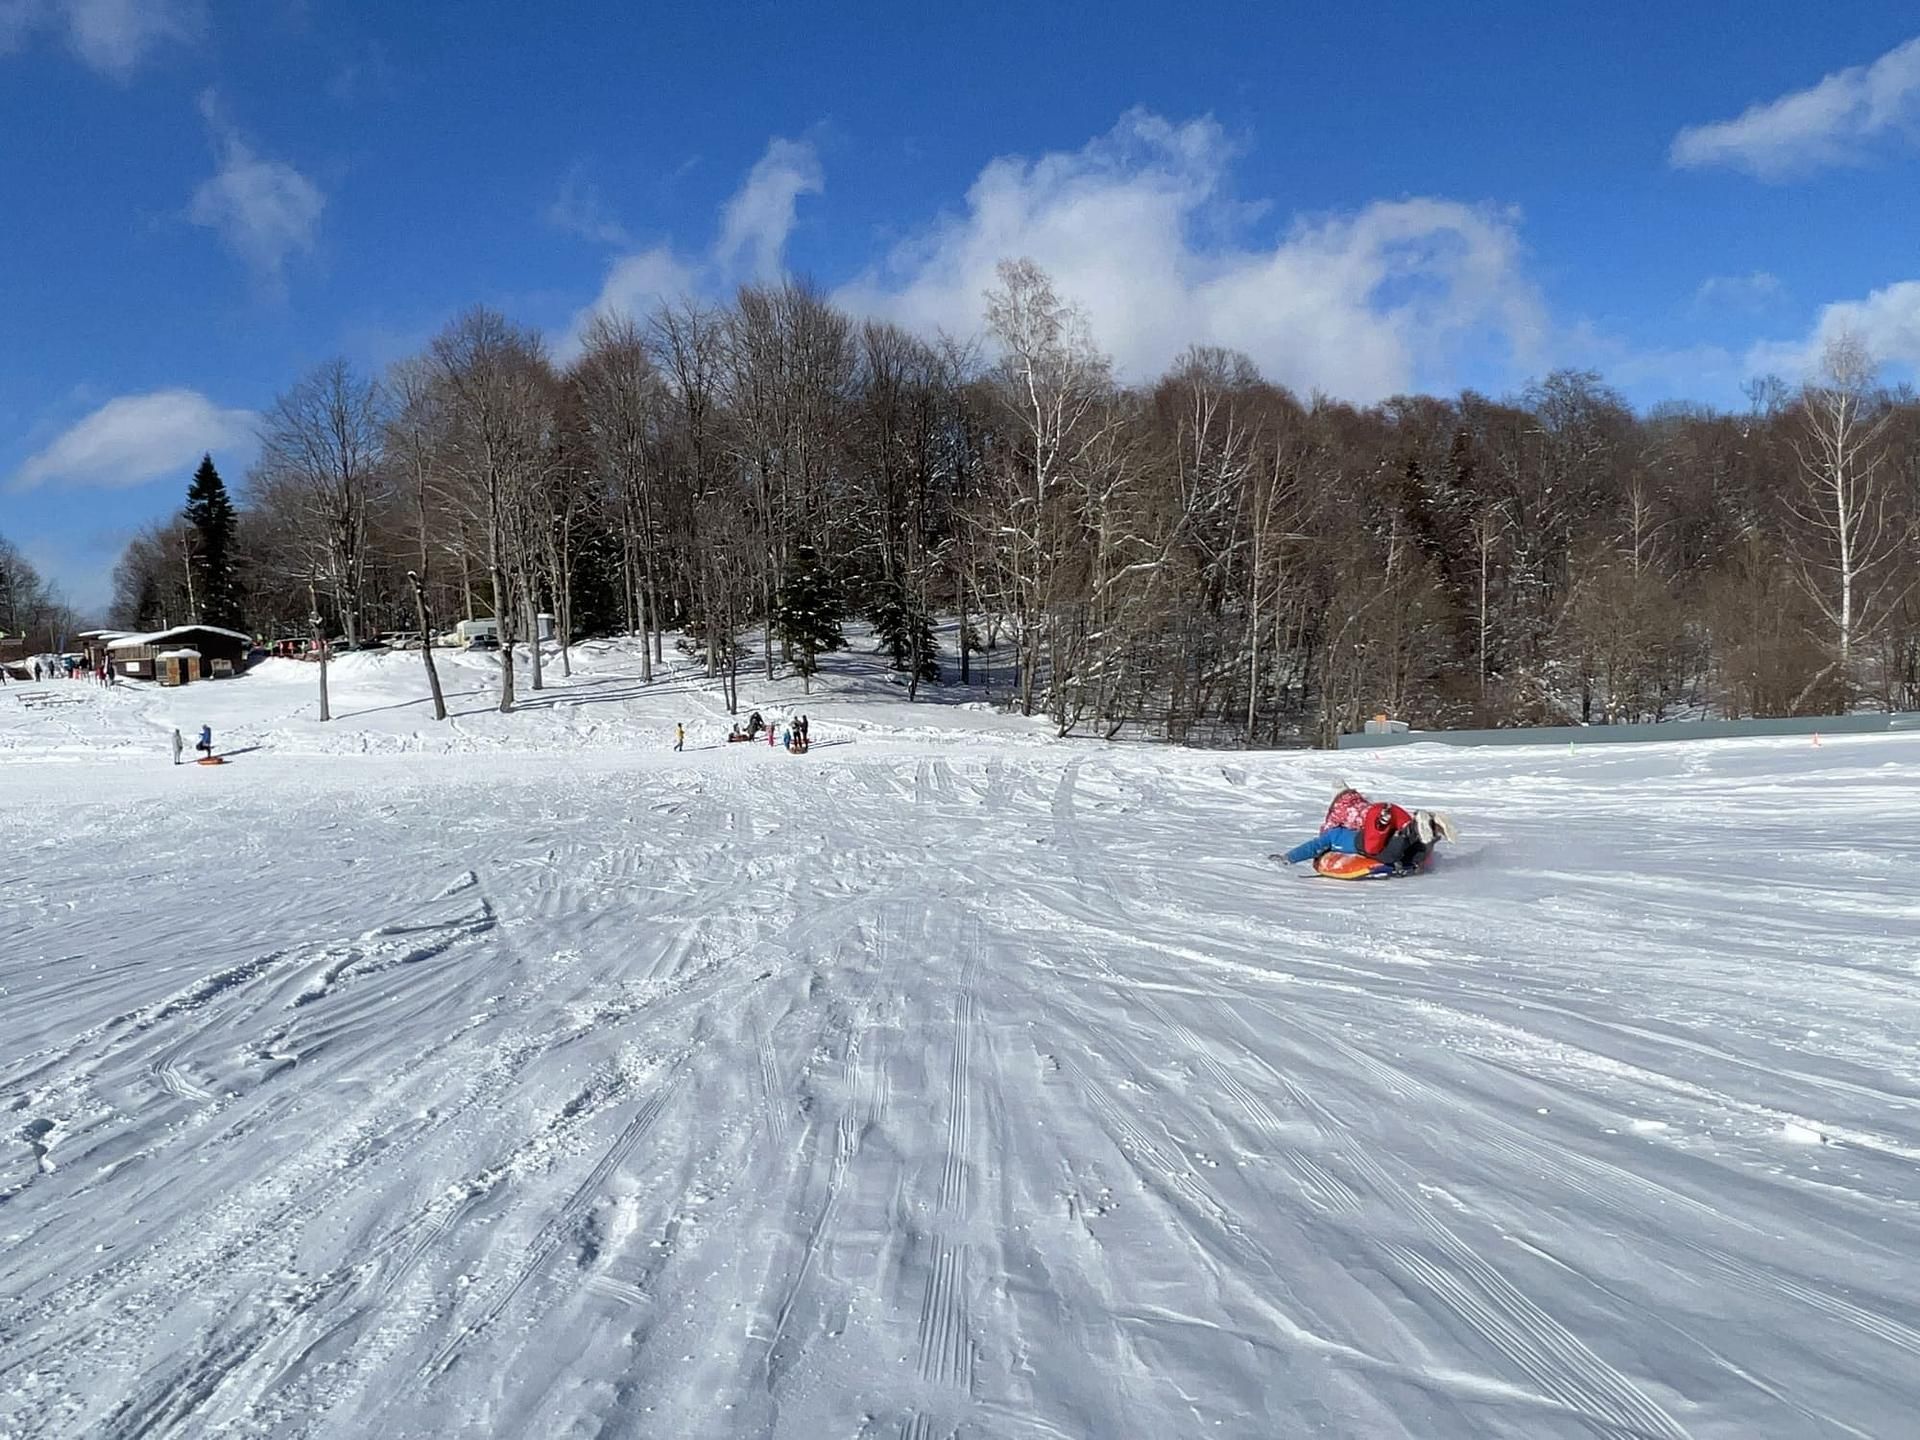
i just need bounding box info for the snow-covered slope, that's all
[4,644,1918,1438]
[0,629,1039,766]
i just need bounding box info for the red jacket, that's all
[1323,790,1409,856]
[1359,802,1412,855]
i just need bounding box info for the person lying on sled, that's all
[1283,785,1455,869]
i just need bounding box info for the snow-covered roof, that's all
[107,625,251,651]
[156,648,202,660]
[76,629,132,640]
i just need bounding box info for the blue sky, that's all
[5,1,1920,614]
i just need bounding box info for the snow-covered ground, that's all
[4,640,1919,1439]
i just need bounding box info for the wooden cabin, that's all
[108,626,251,681]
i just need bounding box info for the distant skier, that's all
[1282,785,1455,870]
[171,728,184,766]
[674,723,685,752]
[196,724,213,760]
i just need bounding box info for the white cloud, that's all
[1694,270,1784,313]
[557,246,698,360]
[1671,36,1920,178]
[11,389,257,493]
[188,91,326,290]
[1745,280,1920,381]
[0,0,200,76]
[547,164,632,247]
[557,137,817,357]
[834,110,1544,401]
[715,137,823,280]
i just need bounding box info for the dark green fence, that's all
[1338,712,1920,750]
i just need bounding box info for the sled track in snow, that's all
[424,1057,690,1378]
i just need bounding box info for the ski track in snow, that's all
[4,655,1920,1437]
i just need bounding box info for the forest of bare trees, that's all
[103,261,1920,744]
[0,536,73,656]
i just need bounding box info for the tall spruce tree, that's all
[183,454,240,628]
[867,576,940,690]
[773,545,845,693]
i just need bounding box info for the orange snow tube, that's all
[1312,850,1425,880]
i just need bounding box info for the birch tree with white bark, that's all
[1787,333,1912,707]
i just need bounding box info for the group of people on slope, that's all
[720,711,811,752]
[1282,785,1457,873]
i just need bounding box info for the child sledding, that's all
[1279,785,1457,880]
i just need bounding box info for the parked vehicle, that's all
[465,635,500,652]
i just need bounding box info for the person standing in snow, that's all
[196,724,213,760]
[171,729,184,766]
[674,723,685,752]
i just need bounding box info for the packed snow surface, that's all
[4,641,1919,1438]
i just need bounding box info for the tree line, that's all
[103,260,1920,742]
[0,535,76,656]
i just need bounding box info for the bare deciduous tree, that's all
[1787,333,1912,707]
[252,360,389,651]
[427,308,556,713]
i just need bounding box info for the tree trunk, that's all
[556,531,574,679]
[763,543,775,682]
[182,531,197,623]
[957,562,971,685]
[410,569,448,721]
[638,580,653,684]
[309,577,330,723]
[527,595,544,692]
[491,559,515,712]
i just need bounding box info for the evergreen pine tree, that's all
[773,545,845,693]
[133,572,163,632]
[868,576,940,684]
[183,454,240,628]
